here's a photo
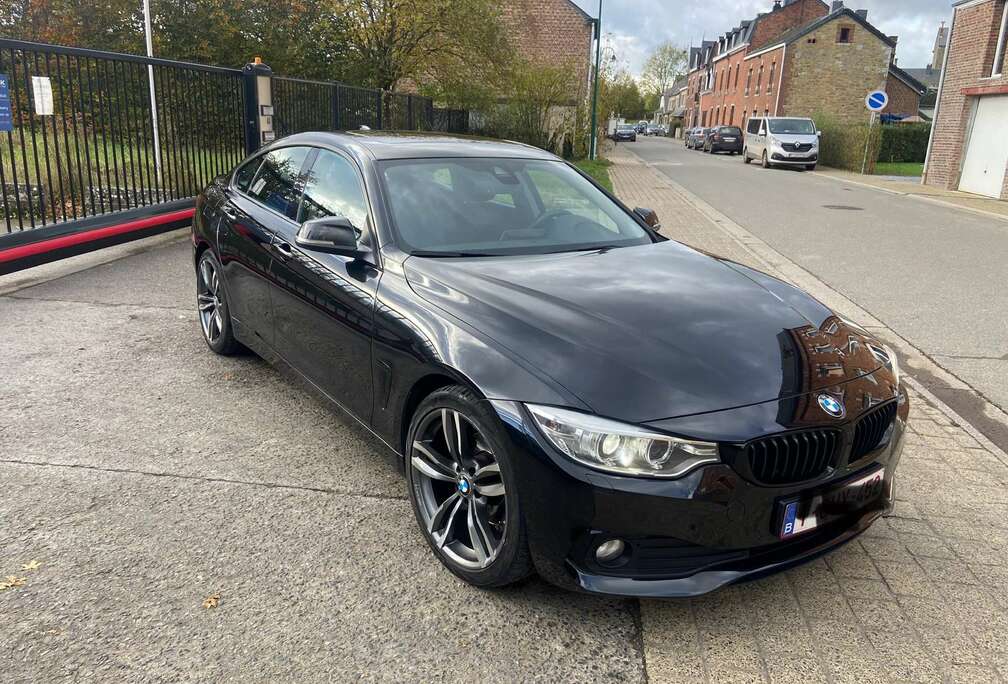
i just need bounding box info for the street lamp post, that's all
[142,0,163,186]
[589,0,602,160]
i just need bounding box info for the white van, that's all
[743,117,820,170]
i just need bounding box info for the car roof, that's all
[264,130,560,162]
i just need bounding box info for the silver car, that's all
[743,117,820,170]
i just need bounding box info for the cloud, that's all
[569,0,953,75]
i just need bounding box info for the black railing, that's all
[0,39,244,233]
[0,38,472,241]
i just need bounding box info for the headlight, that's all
[526,404,720,478]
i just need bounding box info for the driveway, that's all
[1,171,1007,682]
[628,136,1008,454]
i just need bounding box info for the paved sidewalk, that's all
[610,145,1008,684]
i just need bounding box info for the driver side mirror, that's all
[295,216,367,259]
[634,207,661,232]
[817,131,823,138]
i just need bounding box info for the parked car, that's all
[684,128,696,147]
[614,124,637,142]
[688,127,711,150]
[704,126,744,155]
[646,124,665,136]
[193,131,906,598]
[636,121,649,134]
[743,116,820,170]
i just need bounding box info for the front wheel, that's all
[406,386,533,588]
[806,164,817,171]
[196,250,241,355]
[743,148,751,164]
[762,151,771,169]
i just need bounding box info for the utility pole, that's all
[589,0,603,160]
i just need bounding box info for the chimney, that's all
[831,1,844,13]
[855,9,868,20]
[773,0,781,9]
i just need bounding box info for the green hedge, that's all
[878,123,932,163]
[812,112,882,173]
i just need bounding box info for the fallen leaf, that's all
[21,560,41,571]
[202,593,220,609]
[0,575,27,590]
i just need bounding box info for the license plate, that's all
[723,137,736,141]
[779,467,885,539]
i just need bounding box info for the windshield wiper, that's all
[409,250,503,258]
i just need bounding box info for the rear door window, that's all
[234,156,263,192]
[247,146,311,221]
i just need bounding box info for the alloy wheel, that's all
[197,257,224,344]
[410,408,508,570]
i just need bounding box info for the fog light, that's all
[595,539,626,564]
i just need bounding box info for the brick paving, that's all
[609,145,1008,684]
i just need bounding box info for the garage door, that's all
[960,95,1008,198]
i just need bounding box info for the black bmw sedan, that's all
[192,131,907,597]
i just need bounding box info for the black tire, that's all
[743,148,751,164]
[806,164,817,171]
[405,385,533,588]
[196,249,242,356]
[762,151,771,169]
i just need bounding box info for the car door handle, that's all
[221,206,237,221]
[273,240,293,258]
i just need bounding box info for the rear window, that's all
[720,127,742,135]
[617,125,634,131]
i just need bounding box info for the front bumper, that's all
[770,149,818,164]
[491,390,907,598]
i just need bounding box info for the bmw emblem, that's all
[457,478,471,495]
[818,394,845,419]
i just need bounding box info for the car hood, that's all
[404,241,884,423]
[769,133,818,144]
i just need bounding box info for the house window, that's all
[838,26,854,44]
[768,62,776,95]
[756,64,764,95]
[745,67,753,95]
[730,105,735,124]
[735,64,741,89]
[993,1,1008,77]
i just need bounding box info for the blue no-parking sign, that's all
[865,90,888,112]
[0,74,12,132]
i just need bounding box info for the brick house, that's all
[499,0,595,97]
[885,65,927,118]
[924,0,1008,199]
[685,0,904,132]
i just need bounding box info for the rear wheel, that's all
[196,250,241,355]
[406,386,533,588]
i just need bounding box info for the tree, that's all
[601,70,646,121]
[640,42,687,101]
[330,0,509,92]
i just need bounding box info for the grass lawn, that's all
[874,162,924,177]
[573,158,613,193]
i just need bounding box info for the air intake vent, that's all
[745,429,840,485]
[851,401,898,461]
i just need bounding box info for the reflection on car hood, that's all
[404,241,884,423]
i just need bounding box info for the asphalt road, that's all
[628,136,1008,452]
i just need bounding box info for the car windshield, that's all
[617,125,634,132]
[768,118,816,135]
[379,158,653,256]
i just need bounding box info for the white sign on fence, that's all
[31,76,54,115]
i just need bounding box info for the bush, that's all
[878,123,932,163]
[812,112,882,173]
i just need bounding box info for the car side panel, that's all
[369,263,591,453]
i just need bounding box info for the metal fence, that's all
[0,40,245,234]
[0,39,471,240]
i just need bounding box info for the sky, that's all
[569,0,954,76]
